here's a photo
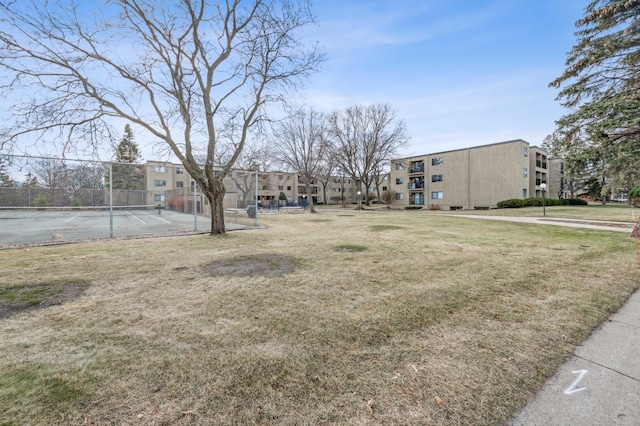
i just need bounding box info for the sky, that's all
[0,0,587,162]
[297,0,586,157]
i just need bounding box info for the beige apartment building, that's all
[390,139,558,210]
[140,161,362,212]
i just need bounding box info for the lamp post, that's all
[540,182,547,216]
[356,190,362,211]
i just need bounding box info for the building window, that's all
[431,191,444,200]
[382,186,387,191]
[278,185,284,190]
[396,193,404,200]
[431,174,443,182]
[395,178,403,185]
[287,186,291,191]
[395,163,404,170]
[522,189,527,198]
[154,180,166,186]
[333,188,341,193]
[176,167,184,174]
[176,181,184,188]
[227,184,232,190]
[154,166,166,173]
[432,157,443,166]
[523,147,528,157]
[154,194,165,201]
[522,168,528,178]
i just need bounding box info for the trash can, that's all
[246,205,256,218]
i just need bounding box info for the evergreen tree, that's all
[116,124,141,163]
[108,125,144,191]
[0,157,14,187]
[547,0,640,198]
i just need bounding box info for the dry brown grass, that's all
[0,210,638,425]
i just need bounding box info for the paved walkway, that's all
[445,214,634,233]
[444,214,639,425]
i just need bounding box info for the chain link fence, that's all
[0,154,258,247]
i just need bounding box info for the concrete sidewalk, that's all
[443,214,634,233]
[510,289,640,425]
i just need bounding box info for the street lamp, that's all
[356,190,362,210]
[540,183,547,216]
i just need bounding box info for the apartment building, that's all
[141,161,363,211]
[390,139,555,210]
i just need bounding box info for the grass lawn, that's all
[0,209,638,425]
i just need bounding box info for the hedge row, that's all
[497,197,588,208]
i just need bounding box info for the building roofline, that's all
[392,139,531,162]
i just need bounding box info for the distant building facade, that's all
[139,161,361,213]
[390,139,563,209]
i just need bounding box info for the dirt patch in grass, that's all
[335,244,367,252]
[0,281,89,319]
[371,225,403,231]
[202,254,296,276]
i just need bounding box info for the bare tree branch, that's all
[0,0,322,234]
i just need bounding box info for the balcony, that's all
[408,183,424,190]
[535,160,548,169]
[409,162,424,174]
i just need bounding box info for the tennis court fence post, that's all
[109,162,114,238]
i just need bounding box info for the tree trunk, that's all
[305,182,316,213]
[207,181,226,235]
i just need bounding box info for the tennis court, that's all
[0,206,248,247]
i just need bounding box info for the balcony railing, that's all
[408,183,424,190]
[409,162,424,174]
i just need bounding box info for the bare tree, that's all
[0,0,321,234]
[314,156,337,206]
[328,104,408,206]
[380,189,396,209]
[271,108,330,213]
[371,163,389,204]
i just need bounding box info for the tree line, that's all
[546,0,640,203]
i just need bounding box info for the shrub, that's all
[524,197,543,207]
[629,184,640,199]
[566,198,588,206]
[496,199,524,208]
[404,205,423,210]
[34,194,48,208]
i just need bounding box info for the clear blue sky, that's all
[299,0,586,156]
